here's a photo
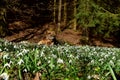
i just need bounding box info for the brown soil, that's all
[3,21,118,47]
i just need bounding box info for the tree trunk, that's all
[53,0,56,23]
[0,8,8,37]
[63,0,67,26]
[58,0,62,32]
[73,0,77,30]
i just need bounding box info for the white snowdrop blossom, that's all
[87,75,91,79]
[17,52,23,57]
[57,58,64,64]
[20,41,28,44]
[37,61,41,66]
[51,54,57,58]
[4,48,8,51]
[98,58,104,62]
[112,56,116,60]
[9,60,13,64]
[91,74,100,80]
[17,59,24,65]
[0,48,2,52]
[23,68,27,72]
[69,59,72,63]
[40,51,44,57]
[68,54,74,58]
[22,49,29,54]
[104,54,109,59]
[0,73,9,80]
[4,63,10,68]
[14,45,18,48]
[75,55,79,59]
[109,60,114,66]
[90,60,95,65]
[48,60,51,64]
[3,54,9,59]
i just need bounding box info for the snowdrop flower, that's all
[112,56,116,60]
[4,48,8,51]
[20,41,28,44]
[87,75,91,79]
[68,54,74,58]
[109,60,114,66]
[57,58,64,64]
[91,74,100,80]
[17,59,24,65]
[3,54,9,59]
[22,49,29,54]
[75,55,79,59]
[0,48,2,52]
[104,54,109,59]
[23,68,27,72]
[14,45,18,48]
[37,61,41,66]
[51,54,57,58]
[0,73,9,80]
[90,60,95,65]
[4,41,8,45]
[48,60,51,64]
[40,51,44,57]
[17,52,23,57]
[69,59,72,63]
[4,63,10,68]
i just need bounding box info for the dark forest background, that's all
[0,0,120,47]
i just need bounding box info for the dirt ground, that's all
[3,21,119,47]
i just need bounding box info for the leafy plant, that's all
[0,39,120,79]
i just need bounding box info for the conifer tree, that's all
[77,0,120,38]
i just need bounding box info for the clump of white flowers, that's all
[0,73,9,80]
[57,58,64,64]
[4,63,11,68]
[17,59,24,65]
[1,38,120,79]
[3,54,9,59]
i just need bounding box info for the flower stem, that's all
[108,64,117,80]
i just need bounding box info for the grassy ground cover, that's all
[0,39,120,80]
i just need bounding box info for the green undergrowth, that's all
[0,39,120,80]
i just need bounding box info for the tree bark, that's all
[58,0,62,32]
[73,0,77,30]
[63,0,67,26]
[53,0,56,23]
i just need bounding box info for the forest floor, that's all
[3,21,119,47]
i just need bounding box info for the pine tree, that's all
[77,0,120,38]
